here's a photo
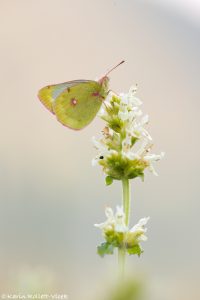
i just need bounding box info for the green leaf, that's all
[97,242,114,257]
[105,176,113,186]
[127,244,143,257]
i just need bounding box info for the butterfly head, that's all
[98,76,109,92]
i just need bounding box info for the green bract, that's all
[97,232,143,258]
[99,152,147,180]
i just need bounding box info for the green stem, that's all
[118,178,130,280]
[122,178,130,227]
[118,247,126,280]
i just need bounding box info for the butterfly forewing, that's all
[53,81,103,130]
[38,80,92,113]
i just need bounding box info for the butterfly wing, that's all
[38,80,91,113]
[53,81,104,130]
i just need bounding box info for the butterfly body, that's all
[38,77,109,130]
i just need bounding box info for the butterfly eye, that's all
[99,156,104,159]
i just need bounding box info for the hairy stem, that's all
[122,178,130,227]
[118,178,130,280]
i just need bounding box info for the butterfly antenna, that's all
[104,60,125,76]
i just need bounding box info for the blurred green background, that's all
[0,0,199,299]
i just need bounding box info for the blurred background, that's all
[0,0,199,299]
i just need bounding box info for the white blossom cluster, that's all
[92,85,164,177]
[95,206,149,247]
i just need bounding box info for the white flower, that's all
[141,114,149,124]
[92,136,107,152]
[91,136,116,166]
[136,139,152,156]
[122,133,132,148]
[122,142,139,160]
[95,206,127,233]
[148,164,158,176]
[105,206,114,220]
[144,152,165,162]
[97,106,106,118]
[144,151,165,176]
[97,91,116,118]
[130,115,152,141]
[120,85,142,108]
[118,110,129,121]
[122,134,152,161]
[130,217,150,242]
[115,206,128,233]
[118,87,142,122]
[94,207,115,230]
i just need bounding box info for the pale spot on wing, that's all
[70,98,78,106]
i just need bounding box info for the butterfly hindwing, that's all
[53,81,103,130]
